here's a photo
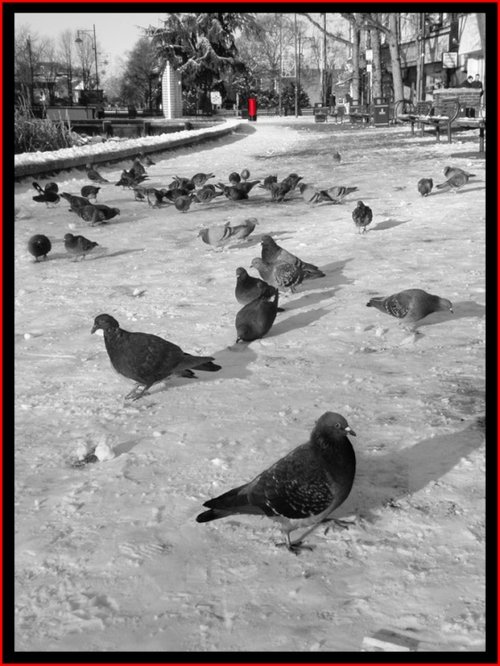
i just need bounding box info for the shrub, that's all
[14,97,76,154]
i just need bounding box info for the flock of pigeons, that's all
[23,150,464,553]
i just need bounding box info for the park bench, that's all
[394,98,459,143]
[348,103,371,125]
[436,88,485,154]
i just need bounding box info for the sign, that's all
[210,91,222,106]
[442,52,458,68]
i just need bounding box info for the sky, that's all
[14,12,168,69]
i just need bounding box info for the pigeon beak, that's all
[345,426,356,437]
[449,307,454,313]
[90,324,98,334]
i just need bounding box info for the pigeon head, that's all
[250,258,265,271]
[314,412,356,443]
[229,172,241,183]
[64,233,74,241]
[261,235,275,247]
[236,267,247,278]
[91,314,120,334]
[437,297,454,314]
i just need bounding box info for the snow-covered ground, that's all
[14,118,485,653]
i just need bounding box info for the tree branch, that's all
[297,13,353,48]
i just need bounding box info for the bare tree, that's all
[58,30,75,104]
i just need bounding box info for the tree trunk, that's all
[370,26,382,100]
[387,14,404,102]
[351,26,360,103]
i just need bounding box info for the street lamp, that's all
[75,25,99,90]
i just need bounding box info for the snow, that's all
[14,118,241,169]
[15,117,485,652]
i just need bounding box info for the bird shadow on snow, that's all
[267,306,332,337]
[86,248,146,261]
[370,218,410,232]
[418,300,485,327]
[343,419,485,522]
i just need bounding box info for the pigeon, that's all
[366,288,454,331]
[139,152,155,166]
[235,267,277,305]
[64,233,99,260]
[91,314,221,401]
[332,151,342,164]
[235,288,279,343]
[81,185,100,200]
[250,258,304,293]
[260,235,325,280]
[281,173,303,191]
[61,192,91,212]
[191,172,215,188]
[240,168,251,181]
[436,172,471,192]
[92,204,120,221]
[173,176,195,192]
[115,169,149,189]
[196,411,356,553]
[417,178,433,197]
[44,181,59,194]
[32,181,60,205]
[132,186,147,202]
[268,181,293,203]
[323,185,358,202]
[130,158,146,178]
[175,194,195,212]
[443,166,475,180]
[198,222,233,248]
[352,200,373,233]
[86,164,110,184]
[261,175,278,191]
[76,204,107,225]
[233,180,260,196]
[27,234,51,261]
[217,184,248,201]
[163,187,189,203]
[298,183,322,204]
[229,172,241,184]
[228,217,258,241]
[193,187,223,204]
[145,188,168,208]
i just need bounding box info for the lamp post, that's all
[75,25,99,90]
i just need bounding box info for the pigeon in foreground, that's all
[196,411,356,553]
[27,234,51,261]
[261,175,278,191]
[235,288,279,343]
[61,192,91,212]
[91,314,221,401]
[260,235,325,280]
[352,200,373,233]
[217,184,248,201]
[443,166,475,180]
[64,233,99,260]
[324,185,358,202]
[175,194,195,212]
[366,288,453,331]
[32,181,60,206]
[436,172,471,192]
[191,172,215,188]
[229,172,241,185]
[250,258,304,293]
[417,178,433,197]
[86,164,110,184]
[233,180,261,196]
[235,267,277,305]
[228,217,258,241]
[81,185,101,200]
[76,204,107,225]
[332,151,342,164]
[193,187,223,204]
[139,152,155,166]
[198,223,233,248]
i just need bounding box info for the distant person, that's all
[329,93,336,115]
[463,75,474,88]
[471,74,483,93]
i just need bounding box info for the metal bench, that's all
[394,100,432,134]
[348,104,371,125]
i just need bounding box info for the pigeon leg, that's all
[124,384,151,401]
[322,517,355,535]
[275,530,316,554]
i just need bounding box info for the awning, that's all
[458,14,483,55]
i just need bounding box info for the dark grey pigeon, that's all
[91,314,221,401]
[196,411,356,553]
[64,233,99,260]
[28,234,51,261]
[235,289,279,343]
[260,235,325,279]
[352,200,373,233]
[417,178,433,197]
